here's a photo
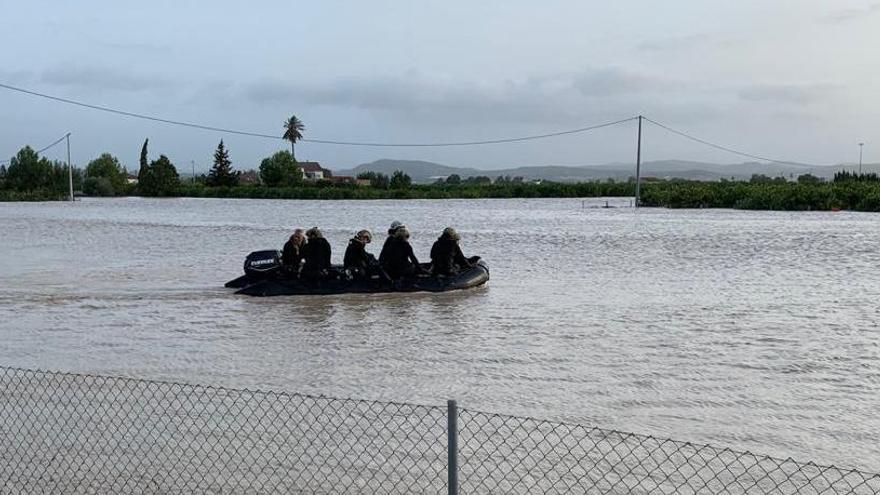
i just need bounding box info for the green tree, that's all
[206,140,239,187]
[140,155,179,196]
[6,146,52,191]
[797,173,822,184]
[390,170,412,189]
[282,115,305,160]
[83,177,116,196]
[0,165,7,190]
[152,155,180,196]
[464,175,491,185]
[357,171,389,189]
[2,146,79,197]
[445,174,461,185]
[259,150,301,187]
[85,153,126,195]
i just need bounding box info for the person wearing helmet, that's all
[430,227,473,276]
[380,226,422,279]
[301,227,332,279]
[378,220,404,267]
[282,228,306,276]
[344,229,377,278]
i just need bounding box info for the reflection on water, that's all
[1,197,879,470]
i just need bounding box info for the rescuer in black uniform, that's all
[430,227,473,276]
[380,227,422,279]
[344,229,377,278]
[301,227,332,279]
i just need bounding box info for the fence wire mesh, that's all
[2,365,879,494]
[458,410,880,494]
[0,366,447,494]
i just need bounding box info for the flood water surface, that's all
[1,197,878,470]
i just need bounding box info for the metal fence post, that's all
[447,399,458,495]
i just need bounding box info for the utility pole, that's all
[859,143,865,175]
[191,160,196,184]
[66,133,73,202]
[634,115,642,208]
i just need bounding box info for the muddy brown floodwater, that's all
[1,197,878,470]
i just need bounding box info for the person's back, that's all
[378,221,403,267]
[381,228,420,279]
[301,227,331,277]
[430,227,471,276]
[344,230,374,274]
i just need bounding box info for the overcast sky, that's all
[1,0,878,172]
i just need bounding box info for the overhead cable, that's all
[0,82,635,147]
[0,133,68,164]
[643,116,821,167]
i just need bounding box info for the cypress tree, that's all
[137,139,153,194]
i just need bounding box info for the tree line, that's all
[0,146,82,200]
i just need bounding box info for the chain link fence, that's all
[2,365,879,494]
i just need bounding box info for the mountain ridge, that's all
[333,158,877,183]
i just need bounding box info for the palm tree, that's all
[282,115,305,160]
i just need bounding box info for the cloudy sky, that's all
[1,1,878,172]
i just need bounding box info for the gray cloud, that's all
[242,67,684,126]
[572,67,661,96]
[637,34,715,52]
[0,69,35,84]
[737,83,835,105]
[40,66,172,92]
[824,3,880,22]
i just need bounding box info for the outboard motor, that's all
[243,250,282,280]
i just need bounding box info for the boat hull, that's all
[229,261,489,297]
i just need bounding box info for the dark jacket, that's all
[380,237,420,278]
[378,234,394,267]
[282,238,303,270]
[430,235,471,275]
[301,237,332,273]
[343,238,375,270]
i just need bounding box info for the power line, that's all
[0,82,279,140]
[0,81,830,165]
[643,116,821,167]
[0,132,69,164]
[304,117,638,146]
[0,82,635,147]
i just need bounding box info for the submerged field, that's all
[10,179,880,213]
[1,197,879,471]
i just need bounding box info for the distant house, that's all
[126,173,138,185]
[330,176,371,186]
[329,176,356,185]
[299,162,332,181]
[239,170,260,185]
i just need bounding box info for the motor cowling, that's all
[243,250,282,280]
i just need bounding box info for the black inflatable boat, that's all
[226,250,489,297]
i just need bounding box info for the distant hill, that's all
[334,159,880,183]
[335,159,484,180]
